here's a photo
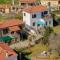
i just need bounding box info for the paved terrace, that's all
[10,34,43,49]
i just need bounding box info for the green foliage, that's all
[43,27,53,45]
[15,13,23,19]
[0,0,18,4]
[0,0,12,4]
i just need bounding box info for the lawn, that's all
[24,43,48,57]
[53,25,60,33]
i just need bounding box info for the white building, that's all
[40,0,60,11]
[23,5,53,30]
[19,0,36,9]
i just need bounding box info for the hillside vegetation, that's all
[0,0,18,4]
[0,0,12,4]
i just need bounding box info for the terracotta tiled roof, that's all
[0,4,11,9]
[0,55,4,60]
[20,0,36,3]
[0,19,23,29]
[9,26,20,32]
[23,5,47,13]
[0,42,17,60]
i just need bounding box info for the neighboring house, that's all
[40,0,60,11]
[11,5,19,13]
[0,4,11,14]
[0,4,20,14]
[0,19,23,38]
[19,0,36,9]
[0,42,17,60]
[23,5,53,30]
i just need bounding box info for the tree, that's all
[42,27,53,45]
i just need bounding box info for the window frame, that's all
[24,13,26,16]
[33,22,35,26]
[32,14,36,18]
[44,11,48,14]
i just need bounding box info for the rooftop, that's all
[23,5,47,13]
[20,0,36,3]
[0,19,23,29]
[0,42,17,60]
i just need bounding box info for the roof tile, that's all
[23,5,47,13]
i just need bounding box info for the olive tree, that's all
[42,27,53,45]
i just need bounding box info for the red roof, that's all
[0,19,23,29]
[9,26,20,32]
[23,5,47,13]
[0,42,17,60]
[0,55,4,60]
[20,0,36,3]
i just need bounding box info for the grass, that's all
[53,25,60,33]
[24,43,48,57]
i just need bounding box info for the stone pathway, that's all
[10,40,29,49]
[10,34,43,49]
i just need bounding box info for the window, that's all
[58,1,60,4]
[44,11,48,14]
[32,14,36,18]
[3,28,9,34]
[49,21,51,24]
[11,31,14,34]
[12,7,15,10]
[21,3,25,5]
[24,13,26,16]
[46,22,47,25]
[33,22,35,26]
[41,12,44,17]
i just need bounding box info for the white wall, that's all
[23,9,53,28]
[5,9,9,13]
[41,0,58,8]
[23,11,31,26]
[44,17,53,27]
[30,10,48,27]
[5,55,17,60]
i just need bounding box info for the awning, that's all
[0,35,16,42]
[36,21,45,25]
[9,26,20,32]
